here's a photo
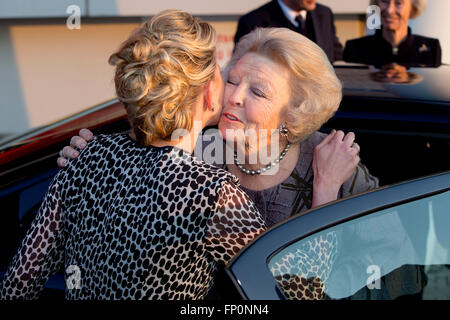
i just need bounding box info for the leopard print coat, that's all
[0,134,266,299]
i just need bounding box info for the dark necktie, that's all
[295,14,306,36]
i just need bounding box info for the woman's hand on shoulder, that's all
[311,130,360,207]
[56,128,93,168]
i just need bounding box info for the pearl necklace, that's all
[233,143,291,175]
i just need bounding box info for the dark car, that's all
[0,100,130,298]
[1,64,449,299]
[225,171,450,300]
[325,63,450,185]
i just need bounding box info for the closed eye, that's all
[252,88,266,98]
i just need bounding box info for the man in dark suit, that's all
[234,0,343,62]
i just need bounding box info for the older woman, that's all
[343,0,441,67]
[59,27,378,229]
[0,10,269,300]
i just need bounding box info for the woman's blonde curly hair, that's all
[109,9,217,145]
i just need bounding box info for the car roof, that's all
[334,63,450,105]
[0,99,127,167]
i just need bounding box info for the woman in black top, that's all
[344,0,441,67]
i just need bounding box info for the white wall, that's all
[0,20,238,135]
[88,0,368,16]
[0,23,135,134]
[409,0,450,64]
[88,0,267,16]
[88,0,366,16]
[0,25,29,133]
[0,0,367,18]
[319,0,367,14]
[0,0,86,18]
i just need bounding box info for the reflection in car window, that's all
[269,232,338,300]
[268,191,450,300]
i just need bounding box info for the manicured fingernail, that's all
[73,151,79,157]
[62,159,67,166]
[80,143,86,148]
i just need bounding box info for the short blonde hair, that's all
[225,28,342,144]
[109,9,217,145]
[370,0,427,19]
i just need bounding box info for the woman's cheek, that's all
[222,86,233,106]
[251,107,279,133]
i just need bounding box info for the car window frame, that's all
[225,171,450,300]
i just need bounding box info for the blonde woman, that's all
[0,10,269,300]
[344,0,441,67]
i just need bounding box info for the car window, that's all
[267,191,450,300]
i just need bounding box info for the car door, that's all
[225,171,450,300]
